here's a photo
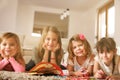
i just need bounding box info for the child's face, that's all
[44,31,58,51]
[98,50,115,66]
[72,40,87,57]
[0,38,18,57]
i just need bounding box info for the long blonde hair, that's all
[37,26,63,65]
[0,32,24,61]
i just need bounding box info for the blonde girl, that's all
[34,26,63,66]
[67,34,94,77]
[94,37,120,80]
[0,32,25,72]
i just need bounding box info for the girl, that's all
[34,26,64,66]
[0,32,25,72]
[67,34,94,77]
[94,37,120,80]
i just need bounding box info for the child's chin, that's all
[76,55,83,57]
[47,48,52,51]
[77,54,85,57]
[5,53,10,56]
[103,61,109,64]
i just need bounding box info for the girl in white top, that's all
[94,37,120,80]
[67,34,94,77]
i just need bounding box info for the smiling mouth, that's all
[77,51,83,53]
[103,58,109,61]
[77,52,83,55]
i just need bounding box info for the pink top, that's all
[3,63,14,71]
[0,57,25,72]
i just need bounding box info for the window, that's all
[96,0,115,41]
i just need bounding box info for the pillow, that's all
[29,62,63,76]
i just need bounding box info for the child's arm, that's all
[42,50,49,62]
[118,56,120,74]
[50,43,60,64]
[94,69,106,79]
[87,64,94,76]
[93,55,101,74]
[8,57,25,72]
[0,58,9,70]
[93,61,100,74]
[67,59,77,76]
[88,54,94,75]
[106,56,120,80]
[94,61,106,78]
[67,64,89,77]
[41,43,49,62]
[67,64,75,76]
[106,75,120,80]
[50,51,57,64]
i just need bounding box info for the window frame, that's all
[96,0,114,41]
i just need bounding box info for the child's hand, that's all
[74,70,83,76]
[0,50,9,59]
[42,43,47,50]
[42,43,49,52]
[94,70,106,79]
[80,67,87,72]
[80,68,89,77]
[52,43,60,53]
[106,75,118,80]
[74,68,89,77]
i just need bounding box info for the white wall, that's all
[68,9,96,48]
[0,0,18,32]
[16,4,96,48]
[16,4,34,35]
